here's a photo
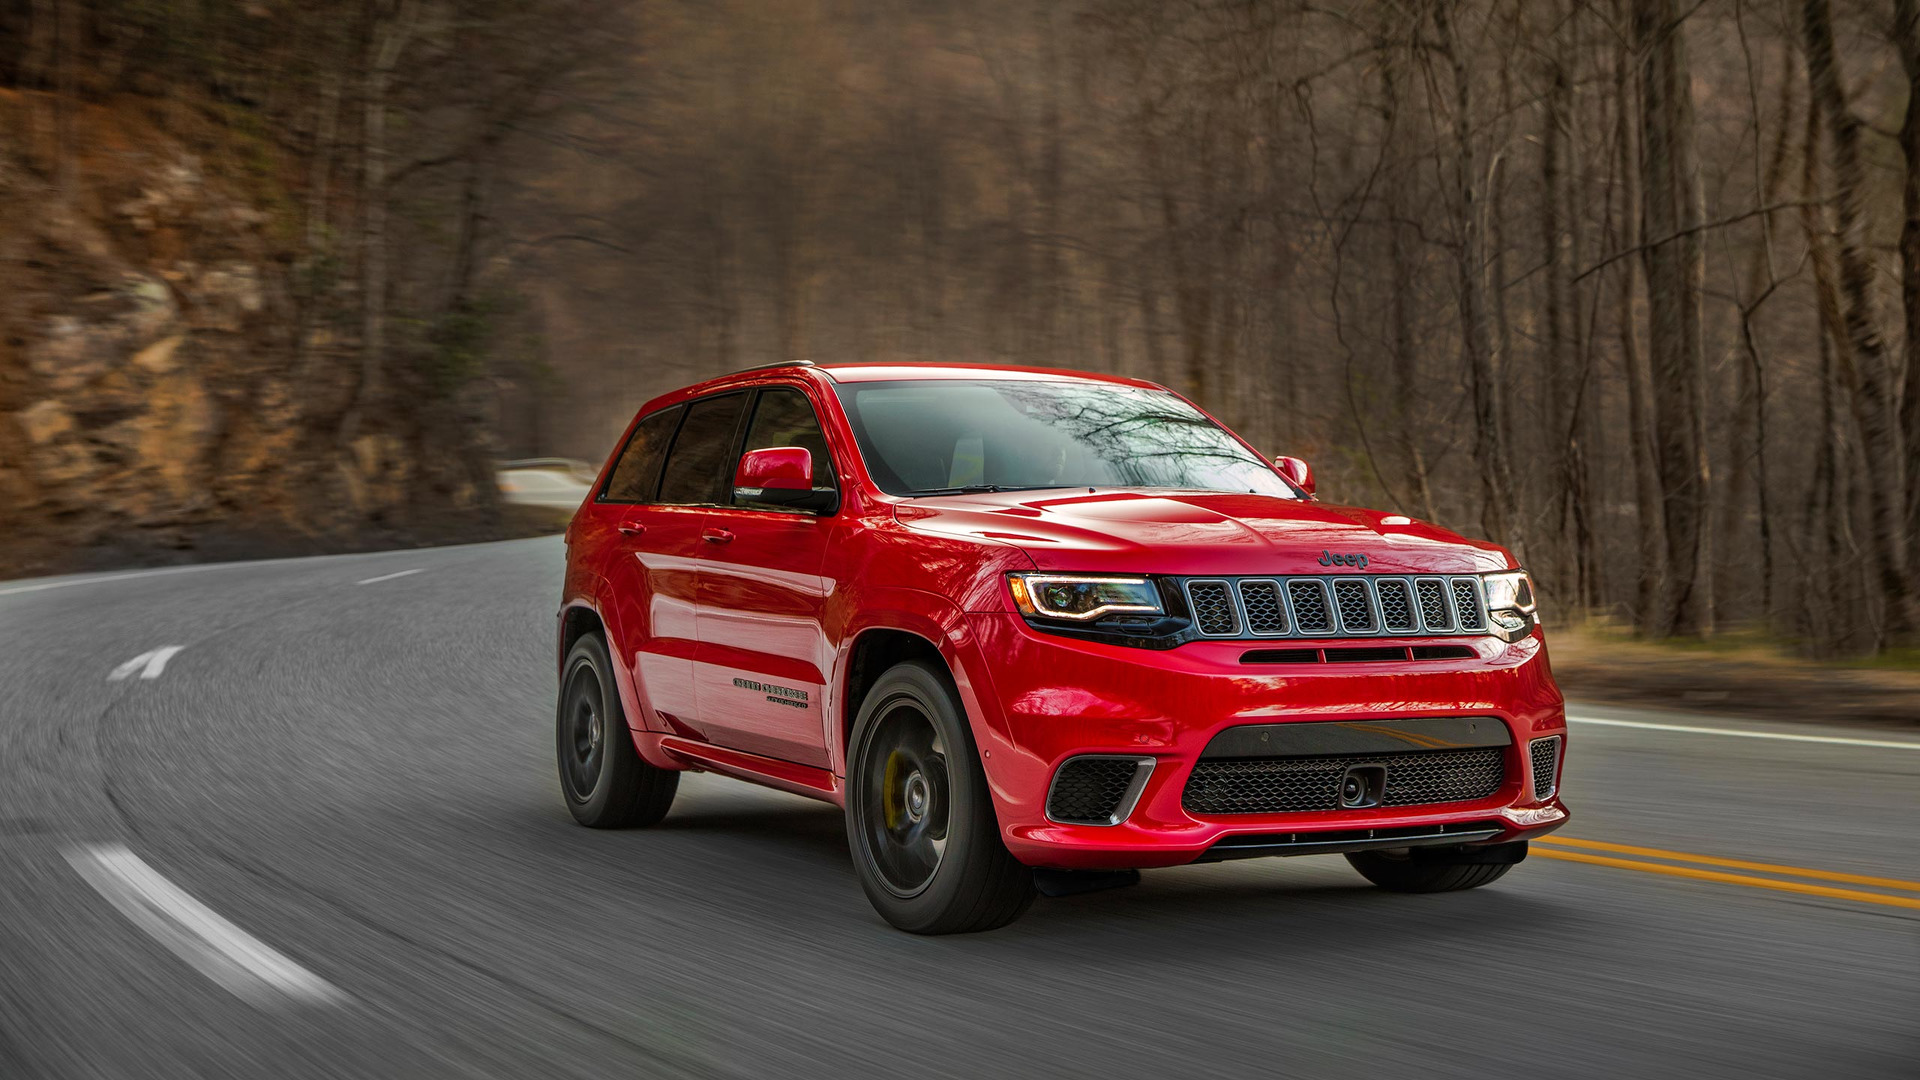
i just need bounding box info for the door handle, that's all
[702,528,734,544]
[617,522,646,537]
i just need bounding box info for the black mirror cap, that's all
[733,486,839,515]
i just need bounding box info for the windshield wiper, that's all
[900,484,1049,497]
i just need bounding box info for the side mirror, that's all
[1273,454,1315,497]
[734,447,837,513]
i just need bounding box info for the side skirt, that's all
[644,733,845,807]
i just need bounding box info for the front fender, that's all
[828,587,1023,824]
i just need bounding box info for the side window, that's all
[600,405,683,503]
[734,388,838,510]
[657,393,748,506]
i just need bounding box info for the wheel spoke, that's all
[859,699,950,897]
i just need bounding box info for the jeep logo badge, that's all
[1319,550,1369,569]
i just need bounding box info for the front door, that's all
[692,386,841,768]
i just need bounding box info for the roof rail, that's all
[731,359,816,373]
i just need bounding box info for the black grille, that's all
[1183,748,1506,815]
[1333,579,1374,631]
[1238,580,1288,634]
[1451,580,1485,630]
[1416,579,1453,631]
[1377,578,1416,632]
[1530,737,1561,800]
[1187,581,1238,636]
[1288,580,1333,633]
[1048,757,1145,824]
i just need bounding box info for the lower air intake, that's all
[1047,756,1151,825]
[1183,748,1506,815]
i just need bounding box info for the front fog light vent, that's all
[1046,756,1155,826]
[1529,736,1562,800]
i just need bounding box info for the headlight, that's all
[1482,569,1537,642]
[1008,573,1164,621]
[1483,570,1536,614]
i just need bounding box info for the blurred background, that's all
[3,0,1919,662]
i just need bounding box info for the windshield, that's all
[831,379,1298,498]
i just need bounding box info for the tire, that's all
[1345,848,1517,893]
[557,633,678,828]
[845,659,1035,934]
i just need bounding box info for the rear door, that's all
[692,386,841,767]
[598,393,747,737]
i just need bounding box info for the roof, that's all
[811,361,1168,390]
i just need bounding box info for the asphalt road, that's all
[2,536,1915,1079]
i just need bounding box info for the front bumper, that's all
[963,613,1570,870]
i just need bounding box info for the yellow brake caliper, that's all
[882,751,905,829]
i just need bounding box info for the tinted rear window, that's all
[658,393,748,505]
[601,405,683,503]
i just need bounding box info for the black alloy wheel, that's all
[561,659,608,802]
[556,633,678,828]
[845,659,1035,933]
[855,700,952,897]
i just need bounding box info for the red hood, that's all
[892,489,1512,576]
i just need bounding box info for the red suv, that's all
[557,362,1568,933]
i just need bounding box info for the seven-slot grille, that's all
[1182,575,1490,639]
[1183,748,1506,815]
[1529,736,1562,800]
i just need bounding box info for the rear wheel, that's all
[1345,846,1520,892]
[846,660,1034,934]
[557,633,678,827]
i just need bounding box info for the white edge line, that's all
[355,568,425,586]
[64,844,343,1006]
[0,562,242,597]
[1567,714,1920,751]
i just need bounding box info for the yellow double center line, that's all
[1532,837,1920,911]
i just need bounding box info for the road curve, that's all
[1,537,1915,1079]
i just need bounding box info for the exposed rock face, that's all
[0,91,502,576]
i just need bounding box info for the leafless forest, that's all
[4,0,1919,656]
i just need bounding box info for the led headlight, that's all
[1009,573,1164,622]
[1483,571,1536,614]
[1482,569,1537,642]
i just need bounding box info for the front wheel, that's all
[845,660,1034,934]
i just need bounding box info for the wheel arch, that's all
[829,591,1013,786]
[557,594,665,759]
[558,601,606,675]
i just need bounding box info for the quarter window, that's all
[600,405,684,503]
[658,393,748,505]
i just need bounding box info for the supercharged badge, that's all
[733,677,810,709]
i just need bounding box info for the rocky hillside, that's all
[0,90,509,578]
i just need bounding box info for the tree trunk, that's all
[1803,0,1918,640]
[1609,8,1670,635]
[1893,0,1920,602]
[343,0,422,442]
[1634,0,1710,637]
[1540,33,1592,611]
[1433,2,1518,549]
